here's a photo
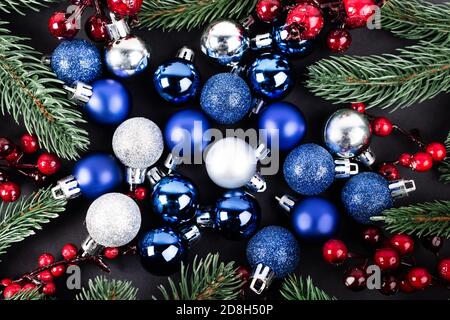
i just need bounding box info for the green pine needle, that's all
[76,276,138,300]
[280,275,336,301]
[139,0,258,31]
[4,288,45,300]
[439,131,450,184]
[0,0,61,15]
[154,253,244,300]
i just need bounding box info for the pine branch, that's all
[76,276,138,300]
[153,253,244,300]
[139,0,258,31]
[4,288,45,300]
[371,201,450,238]
[439,131,450,184]
[0,0,62,15]
[280,275,336,300]
[0,21,89,160]
[0,186,67,259]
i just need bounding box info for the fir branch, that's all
[4,288,45,300]
[0,186,67,259]
[154,253,244,300]
[76,276,138,300]
[371,201,450,238]
[280,275,336,301]
[439,131,450,184]
[139,0,258,31]
[0,0,62,15]
[0,22,89,160]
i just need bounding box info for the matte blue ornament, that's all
[247,53,294,100]
[200,73,252,125]
[51,39,102,85]
[258,102,306,151]
[151,175,199,225]
[342,172,393,224]
[283,143,335,195]
[273,25,314,58]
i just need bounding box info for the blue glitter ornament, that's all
[51,39,102,85]
[342,172,393,224]
[283,143,335,195]
[247,53,293,100]
[258,102,306,151]
[200,73,252,124]
[273,25,314,58]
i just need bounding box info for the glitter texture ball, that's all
[112,117,164,169]
[342,172,393,224]
[51,39,102,85]
[85,193,141,247]
[200,73,252,125]
[283,143,335,195]
[246,226,300,278]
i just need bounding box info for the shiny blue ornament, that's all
[258,102,306,151]
[85,79,130,125]
[342,172,393,224]
[151,175,199,225]
[51,39,102,85]
[247,226,300,278]
[73,153,123,199]
[283,143,335,195]
[273,25,314,58]
[214,189,261,240]
[247,53,293,100]
[200,73,252,124]
[138,227,186,275]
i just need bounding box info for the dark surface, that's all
[0,2,449,300]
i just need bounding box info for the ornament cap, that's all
[249,264,275,295]
[146,167,167,186]
[41,54,52,65]
[81,236,103,257]
[52,175,81,200]
[180,224,201,246]
[106,13,131,41]
[250,33,273,50]
[126,167,147,186]
[255,144,270,161]
[389,179,416,199]
[334,158,359,178]
[356,147,376,167]
[275,194,296,212]
[164,153,183,172]
[246,172,267,193]
[250,98,266,116]
[195,207,216,229]
[176,46,195,62]
[240,15,255,30]
[64,82,93,105]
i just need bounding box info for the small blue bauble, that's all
[200,73,252,125]
[273,25,314,58]
[342,172,393,224]
[138,227,186,275]
[164,109,211,157]
[214,189,261,240]
[151,175,199,225]
[258,102,306,151]
[154,58,200,104]
[85,79,130,125]
[246,226,300,278]
[247,53,293,100]
[73,153,123,199]
[51,39,102,85]
[283,144,335,195]
[291,197,339,240]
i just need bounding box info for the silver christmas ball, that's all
[324,109,371,158]
[200,20,249,66]
[86,193,141,247]
[105,35,150,78]
[112,117,164,169]
[205,137,257,189]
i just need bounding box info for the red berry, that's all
[42,282,56,296]
[398,153,412,167]
[437,258,450,282]
[410,152,433,172]
[379,274,399,296]
[38,253,55,267]
[48,11,79,40]
[0,138,14,158]
[362,226,383,246]
[5,147,23,163]
[107,0,143,16]
[62,243,78,260]
[22,283,37,291]
[374,247,400,271]
[322,239,348,264]
[1,278,12,287]
[0,182,21,202]
[37,153,61,175]
[134,187,148,201]
[399,276,415,293]
[85,15,109,42]
[50,265,66,277]
[104,247,120,259]
[20,134,39,154]
[236,266,251,282]
[0,170,9,183]
[389,234,414,256]
[37,270,53,283]
[256,0,282,23]
[3,283,22,299]
[286,3,324,40]
[372,117,393,136]
[351,102,366,113]
[378,163,400,181]
[407,267,432,289]
[426,142,447,162]
[343,0,376,29]
[343,266,366,291]
[326,29,352,53]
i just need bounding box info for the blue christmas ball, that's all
[258,102,306,151]
[138,227,186,275]
[291,197,339,240]
[214,189,261,240]
[247,53,293,100]
[283,143,335,195]
[85,79,130,125]
[151,175,199,225]
[51,39,102,85]
[164,109,211,158]
[200,73,252,125]
[342,172,393,224]
[73,153,123,199]
[246,226,300,278]
[273,24,314,58]
[154,58,200,104]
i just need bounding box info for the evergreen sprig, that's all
[0,186,67,259]
[76,276,138,300]
[154,253,244,300]
[139,0,258,31]
[371,201,450,238]
[280,275,335,301]
[0,22,89,160]
[439,131,450,184]
[4,288,45,300]
[0,0,61,15]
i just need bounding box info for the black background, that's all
[0,1,449,300]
